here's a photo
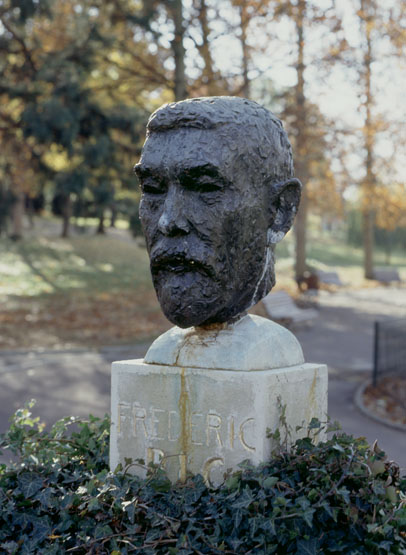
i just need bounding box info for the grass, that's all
[0,234,150,297]
[0,221,170,350]
[277,229,406,268]
[307,237,406,269]
[274,230,406,292]
[1,216,406,350]
[72,216,130,230]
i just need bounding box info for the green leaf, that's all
[18,473,43,498]
[275,496,288,507]
[14,511,34,530]
[32,516,52,542]
[232,487,255,509]
[378,540,394,552]
[249,516,260,536]
[336,487,350,504]
[150,475,171,493]
[233,508,243,529]
[369,460,386,476]
[308,488,319,502]
[34,487,53,508]
[261,518,276,536]
[302,508,315,528]
[263,476,278,489]
[225,475,240,490]
[386,486,397,503]
[123,500,136,523]
[308,418,321,430]
[87,497,100,511]
[296,538,319,554]
[0,541,19,553]
[94,524,113,539]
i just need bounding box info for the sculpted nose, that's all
[158,186,190,236]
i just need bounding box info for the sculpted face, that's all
[135,97,301,328]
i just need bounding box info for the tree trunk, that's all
[97,210,105,234]
[110,204,117,228]
[26,195,35,229]
[171,0,187,101]
[384,230,391,265]
[362,209,374,278]
[61,194,72,238]
[295,187,308,280]
[294,0,308,280]
[239,3,250,98]
[11,190,24,240]
[195,0,219,95]
[361,0,375,279]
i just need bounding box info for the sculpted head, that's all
[135,96,301,328]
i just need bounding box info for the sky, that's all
[208,0,405,122]
[180,0,406,190]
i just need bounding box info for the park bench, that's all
[316,269,344,288]
[373,268,402,285]
[262,290,318,325]
[297,272,319,293]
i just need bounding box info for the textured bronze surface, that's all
[135,96,301,328]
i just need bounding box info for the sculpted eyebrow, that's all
[133,164,159,179]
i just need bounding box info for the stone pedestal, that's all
[110,315,328,485]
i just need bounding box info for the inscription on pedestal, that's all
[110,360,328,486]
[117,402,255,450]
[115,399,256,484]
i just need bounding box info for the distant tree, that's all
[265,0,347,279]
[352,0,406,278]
[99,0,188,102]
[192,0,276,98]
[230,0,255,98]
[374,182,406,264]
[188,0,231,96]
[356,0,377,279]
[0,0,145,237]
[169,0,187,100]
[290,103,343,222]
[0,183,13,236]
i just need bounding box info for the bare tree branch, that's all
[0,15,37,74]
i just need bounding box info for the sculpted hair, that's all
[146,96,294,184]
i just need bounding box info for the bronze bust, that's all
[135,96,301,329]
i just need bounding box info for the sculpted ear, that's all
[267,178,302,244]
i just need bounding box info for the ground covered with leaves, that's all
[0,230,170,350]
[0,403,405,554]
[363,376,406,428]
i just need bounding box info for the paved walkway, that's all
[0,287,405,470]
[294,288,406,469]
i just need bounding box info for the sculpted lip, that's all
[150,254,214,278]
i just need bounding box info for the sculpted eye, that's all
[181,175,222,193]
[141,178,166,195]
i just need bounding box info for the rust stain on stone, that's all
[305,370,318,432]
[178,367,190,482]
[309,370,317,410]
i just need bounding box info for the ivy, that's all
[0,401,405,554]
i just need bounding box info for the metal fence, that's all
[373,318,406,386]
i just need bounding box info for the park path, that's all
[294,287,406,469]
[0,287,405,470]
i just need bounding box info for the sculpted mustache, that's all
[150,252,215,278]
